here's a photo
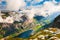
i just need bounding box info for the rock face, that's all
[51,15,60,28]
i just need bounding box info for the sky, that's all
[0,0,60,10]
[25,0,60,6]
[23,0,60,19]
[0,0,60,18]
[0,0,60,9]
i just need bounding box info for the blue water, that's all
[17,30,32,38]
[34,16,44,21]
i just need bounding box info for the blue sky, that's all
[25,0,60,6]
[0,0,60,6]
[25,0,45,6]
[0,0,60,8]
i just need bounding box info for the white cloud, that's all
[52,0,58,3]
[6,0,26,11]
[34,0,43,2]
[43,1,60,14]
[22,9,35,19]
[21,1,60,19]
[25,0,32,2]
[34,1,60,17]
